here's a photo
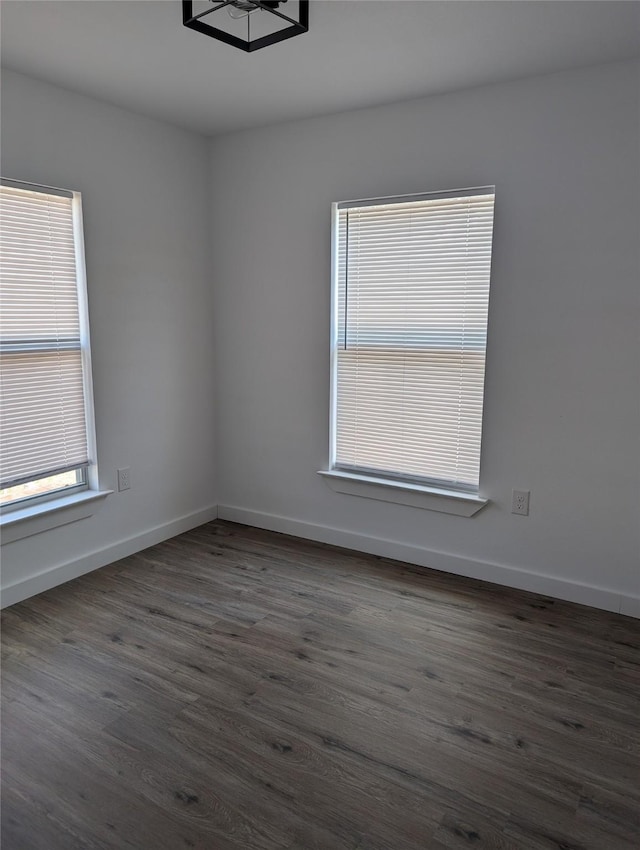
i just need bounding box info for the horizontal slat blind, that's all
[334,189,495,491]
[0,184,89,488]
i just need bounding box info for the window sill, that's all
[317,470,488,517]
[0,489,112,544]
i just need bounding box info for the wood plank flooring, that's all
[2,520,639,850]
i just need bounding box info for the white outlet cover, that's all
[511,489,530,515]
[117,467,131,492]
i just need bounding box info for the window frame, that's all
[0,178,99,514]
[325,186,494,511]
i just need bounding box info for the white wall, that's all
[1,70,217,602]
[210,61,640,615]
[2,62,638,615]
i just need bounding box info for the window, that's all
[0,179,96,509]
[329,186,495,495]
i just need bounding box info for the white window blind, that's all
[0,182,91,490]
[332,187,495,492]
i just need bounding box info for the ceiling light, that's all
[183,0,309,53]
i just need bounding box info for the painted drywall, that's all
[1,70,217,600]
[210,61,640,612]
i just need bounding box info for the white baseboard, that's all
[4,502,637,620]
[218,504,639,619]
[0,504,219,609]
[619,595,640,619]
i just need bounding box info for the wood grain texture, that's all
[2,520,639,849]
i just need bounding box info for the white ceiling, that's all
[2,1,639,136]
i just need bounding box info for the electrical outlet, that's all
[117,467,131,492]
[511,489,530,516]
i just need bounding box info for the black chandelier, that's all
[183,0,309,53]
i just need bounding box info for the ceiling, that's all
[2,1,639,136]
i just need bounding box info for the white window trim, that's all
[0,488,112,544]
[71,183,100,495]
[0,178,107,538]
[321,186,493,515]
[318,469,488,517]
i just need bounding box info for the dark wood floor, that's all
[2,521,639,850]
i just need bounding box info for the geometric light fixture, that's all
[182,1,309,52]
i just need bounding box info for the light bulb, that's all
[227,0,258,19]
[225,0,285,18]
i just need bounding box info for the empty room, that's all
[1,1,639,848]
